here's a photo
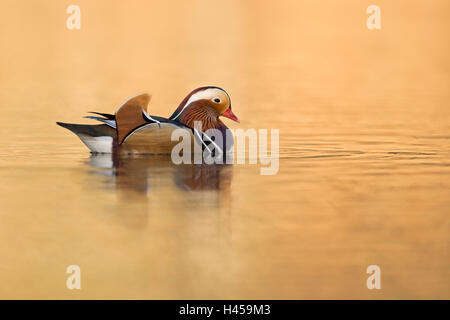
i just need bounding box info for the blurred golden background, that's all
[0,0,448,299]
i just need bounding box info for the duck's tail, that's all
[56,122,117,153]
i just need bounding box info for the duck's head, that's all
[170,87,239,130]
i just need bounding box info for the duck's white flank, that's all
[77,134,113,153]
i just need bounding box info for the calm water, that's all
[0,1,449,299]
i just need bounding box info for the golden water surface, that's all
[0,0,449,299]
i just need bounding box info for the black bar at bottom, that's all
[0,300,446,318]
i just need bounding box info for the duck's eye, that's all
[213,98,221,103]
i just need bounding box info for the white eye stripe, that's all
[171,90,211,120]
[171,88,227,120]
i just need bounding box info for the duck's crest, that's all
[169,86,226,121]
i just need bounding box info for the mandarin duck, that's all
[57,87,239,155]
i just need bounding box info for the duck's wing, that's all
[121,119,225,156]
[84,113,117,128]
[120,121,194,155]
[83,93,155,135]
[88,112,115,120]
[114,93,161,144]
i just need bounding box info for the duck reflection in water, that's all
[84,154,234,228]
[86,153,233,193]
